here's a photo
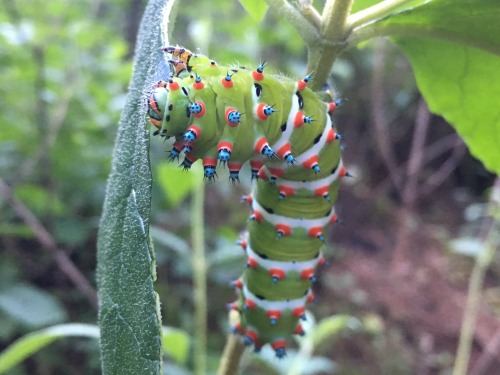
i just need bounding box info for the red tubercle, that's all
[228,162,242,173]
[250,160,264,170]
[231,322,244,334]
[269,167,285,178]
[276,143,292,159]
[231,279,243,289]
[266,310,282,324]
[244,328,259,343]
[269,268,286,282]
[192,102,206,118]
[244,298,257,310]
[168,80,180,91]
[300,268,316,281]
[255,103,270,121]
[326,128,338,143]
[186,124,201,138]
[307,227,323,240]
[297,79,308,91]
[253,136,269,154]
[339,166,349,178]
[293,112,306,128]
[313,185,329,198]
[237,238,247,251]
[251,209,263,223]
[318,256,327,267]
[241,194,253,205]
[222,76,233,88]
[246,256,259,269]
[275,223,292,237]
[225,107,240,127]
[307,292,316,303]
[257,168,268,181]
[252,70,264,81]
[292,306,306,320]
[271,339,287,351]
[227,301,239,311]
[329,213,339,225]
[278,185,295,198]
[202,157,217,167]
[302,154,319,170]
[293,324,305,336]
[193,81,204,90]
[183,154,198,164]
[327,101,337,112]
[217,140,233,153]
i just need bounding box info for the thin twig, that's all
[420,141,467,197]
[0,177,98,309]
[452,178,500,375]
[191,165,207,375]
[217,332,246,375]
[402,99,430,206]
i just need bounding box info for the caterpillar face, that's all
[148,46,347,357]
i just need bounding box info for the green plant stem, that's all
[306,0,353,90]
[453,179,500,375]
[347,0,415,31]
[191,165,207,375]
[216,331,246,375]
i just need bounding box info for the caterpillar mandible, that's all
[148,46,348,358]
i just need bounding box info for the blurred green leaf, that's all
[156,162,195,206]
[14,184,66,216]
[0,284,67,328]
[239,0,268,22]
[162,327,190,364]
[395,38,500,175]
[0,323,99,375]
[312,315,361,349]
[379,0,500,55]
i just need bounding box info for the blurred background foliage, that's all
[0,0,498,374]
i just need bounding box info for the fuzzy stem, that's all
[192,165,207,375]
[452,179,500,375]
[306,0,353,90]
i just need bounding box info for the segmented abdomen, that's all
[148,47,347,357]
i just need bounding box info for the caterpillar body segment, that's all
[148,47,346,357]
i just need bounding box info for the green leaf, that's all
[96,0,172,374]
[394,37,500,174]
[239,0,268,22]
[0,323,99,374]
[311,315,361,349]
[376,0,500,56]
[0,284,67,328]
[162,327,190,364]
[156,162,195,206]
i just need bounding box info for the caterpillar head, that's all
[147,79,191,137]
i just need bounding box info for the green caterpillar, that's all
[148,46,348,357]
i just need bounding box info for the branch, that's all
[0,178,98,308]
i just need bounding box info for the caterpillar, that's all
[148,46,348,358]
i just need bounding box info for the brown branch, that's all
[421,140,467,197]
[402,99,431,206]
[0,177,98,309]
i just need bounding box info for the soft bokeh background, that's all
[0,0,497,374]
